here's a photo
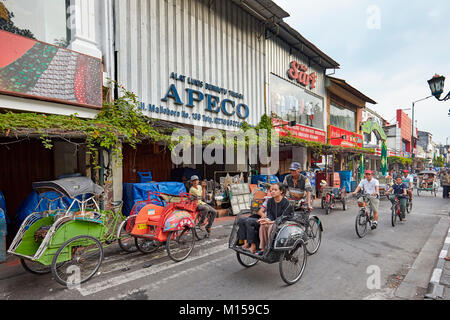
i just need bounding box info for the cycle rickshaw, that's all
[128,191,208,262]
[229,195,323,285]
[8,177,135,286]
[416,170,438,197]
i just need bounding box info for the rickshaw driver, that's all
[401,170,413,201]
[283,162,313,211]
[352,170,380,230]
[189,175,217,237]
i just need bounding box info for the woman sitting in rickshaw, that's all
[237,183,293,254]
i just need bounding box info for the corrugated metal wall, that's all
[115,0,266,130]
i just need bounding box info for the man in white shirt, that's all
[352,170,380,229]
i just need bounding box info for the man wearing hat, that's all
[352,170,380,230]
[189,175,217,237]
[282,162,313,211]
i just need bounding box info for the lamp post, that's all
[411,96,432,166]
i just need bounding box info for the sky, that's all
[273,0,450,145]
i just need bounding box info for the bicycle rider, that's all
[401,169,413,201]
[352,170,380,230]
[385,176,408,222]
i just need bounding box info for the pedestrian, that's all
[441,169,450,199]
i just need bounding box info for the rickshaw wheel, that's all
[118,216,138,253]
[305,218,322,255]
[166,228,196,262]
[236,252,259,268]
[51,235,104,287]
[135,238,160,254]
[194,213,208,240]
[21,259,51,275]
[279,242,307,285]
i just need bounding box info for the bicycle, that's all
[389,195,404,227]
[353,193,378,238]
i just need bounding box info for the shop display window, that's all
[270,73,324,130]
[330,103,356,132]
[0,0,70,47]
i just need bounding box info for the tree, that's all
[0,2,36,40]
[433,156,445,168]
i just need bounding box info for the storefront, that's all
[266,24,340,176]
[0,0,111,241]
[325,76,377,180]
[114,0,281,184]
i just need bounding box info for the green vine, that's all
[0,82,174,168]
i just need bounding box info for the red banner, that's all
[272,119,326,144]
[328,125,363,148]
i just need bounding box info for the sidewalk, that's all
[425,226,450,300]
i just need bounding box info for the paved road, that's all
[1,189,449,300]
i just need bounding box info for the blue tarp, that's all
[251,175,279,185]
[0,208,6,236]
[337,171,352,192]
[14,191,81,227]
[0,191,9,228]
[122,182,187,216]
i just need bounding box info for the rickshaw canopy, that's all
[32,177,103,199]
[418,170,437,176]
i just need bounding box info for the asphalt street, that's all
[0,189,449,300]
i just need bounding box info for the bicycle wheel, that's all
[279,243,307,285]
[320,198,324,209]
[135,238,160,254]
[21,259,51,275]
[118,216,138,253]
[391,206,397,227]
[194,213,208,240]
[324,202,330,215]
[305,218,322,255]
[406,199,412,214]
[355,210,369,238]
[236,252,259,268]
[51,235,104,287]
[166,228,195,262]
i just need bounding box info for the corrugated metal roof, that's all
[230,0,340,70]
[327,76,377,104]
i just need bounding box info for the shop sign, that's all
[273,118,326,144]
[375,148,396,157]
[328,125,363,148]
[139,72,250,128]
[287,61,317,90]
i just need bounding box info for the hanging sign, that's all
[328,125,363,148]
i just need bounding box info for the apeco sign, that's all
[287,61,318,90]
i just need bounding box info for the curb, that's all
[424,228,450,300]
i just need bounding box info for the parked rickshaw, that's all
[416,170,438,197]
[8,177,135,286]
[229,195,323,285]
[129,191,206,262]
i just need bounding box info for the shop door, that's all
[123,143,172,183]
[0,139,55,241]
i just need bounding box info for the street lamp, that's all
[428,74,450,101]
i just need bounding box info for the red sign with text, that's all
[328,125,363,148]
[273,119,326,144]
